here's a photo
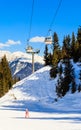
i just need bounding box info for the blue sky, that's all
[0,0,81,56]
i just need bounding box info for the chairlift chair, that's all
[26,45,33,53]
[44,29,53,44]
[26,45,40,54]
[44,36,53,44]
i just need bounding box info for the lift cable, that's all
[49,0,62,30]
[26,0,62,55]
[27,0,34,44]
[39,0,62,53]
[26,0,40,73]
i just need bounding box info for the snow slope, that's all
[0,66,57,112]
[0,65,81,112]
[0,65,81,130]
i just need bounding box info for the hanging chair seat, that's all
[26,46,33,53]
[44,36,53,44]
[26,45,40,54]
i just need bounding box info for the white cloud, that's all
[0,39,21,49]
[29,36,45,43]
[0,43,9,48]
[6,39,21,45]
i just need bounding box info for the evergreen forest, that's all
[0,55,19,97]
[44,27,81,97]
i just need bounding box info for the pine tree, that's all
[0,55,13,95]
[50,65,58,78]
[52,32,59,51]
[71,64,76,93]
[52,32,60,66]
[0,64,4,97]
[47,53,52,65]
[78,70,81,92]
[77,26,81,44]
[76,27,81,61]
[62,59,73,95]
[62,35,71,61]
[73,41,79,62]
[56,69,64,97]
[44,45,52,66]
[50,32,60,78]
[58,64,63,76]
[71,32,76,59]
[71,80,76,93]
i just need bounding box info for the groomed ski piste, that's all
[0,65,81,130]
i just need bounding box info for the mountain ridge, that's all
[0,50,44,64]
[0,51,44,79]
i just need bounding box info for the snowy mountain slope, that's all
[0,66,57,111]
[0,51,44,63]
[0,61,81,130]
[0,51,44,79]
[12,66,56,101]
[0,67,55,106]
[10,57,44,79]
[0,64,81,113]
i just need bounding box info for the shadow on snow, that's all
[1,99,81,114]
[12,116,81,123]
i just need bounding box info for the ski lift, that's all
[26,45,40,54]
[44,36,53,44]
[26,45,33,53]
[26,44,40,73]
[44,29,53,44]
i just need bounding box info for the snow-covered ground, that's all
[0,65,81,130]
[0,109,81,130]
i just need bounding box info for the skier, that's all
[25,109,29,118]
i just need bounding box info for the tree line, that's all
[0,55,19,97]
[44,27,81,98]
